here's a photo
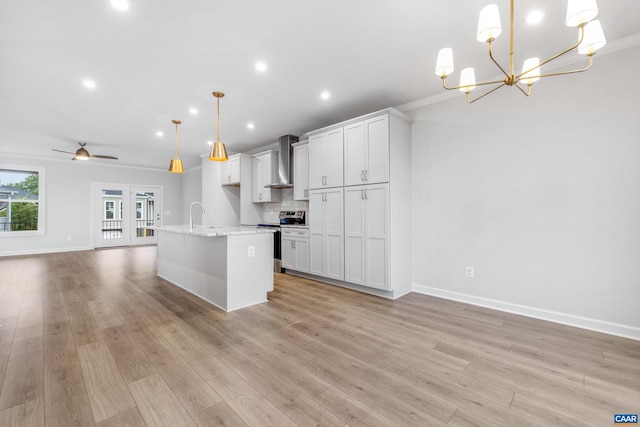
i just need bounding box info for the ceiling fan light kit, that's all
[435,0,607,103]
[52,142,118,161]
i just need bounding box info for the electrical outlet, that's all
[67,235,72,241]
[248,246,255,257]
[466,266,475,278]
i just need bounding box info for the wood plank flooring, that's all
[0,246,638,426]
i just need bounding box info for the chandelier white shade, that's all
[435,0,606,103]
[579,20,607,55]
[459,68,477,93]
[565,0,599,27]
[477,4,502,42]
[520,57,541,86]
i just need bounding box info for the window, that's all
[119,201,123,220]
[0,165,45,236]
[136,201,143,219]
[104,201,115,220]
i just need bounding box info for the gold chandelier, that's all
[168,119,184,173]
[208,91,229,162]
[435,0,607,103]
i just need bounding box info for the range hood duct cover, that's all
[265,134,299,188]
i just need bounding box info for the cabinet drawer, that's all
[282,228,309,238]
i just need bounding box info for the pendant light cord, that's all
[175,122,179,157]
[216,96,221,142]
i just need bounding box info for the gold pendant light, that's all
[168,119,184,173]
[208,91,228,162]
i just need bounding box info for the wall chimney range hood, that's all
[265,134,299,188]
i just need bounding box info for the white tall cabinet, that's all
[220,154,241,186]
[309,188,344,281]
[344,184,389,290]
[303,108,412,299]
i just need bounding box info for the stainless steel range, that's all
[257,211,306,272]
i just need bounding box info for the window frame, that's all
[0,164,46,237]
[104,200,115,220]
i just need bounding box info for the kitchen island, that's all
[156,225,275,312]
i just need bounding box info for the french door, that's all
[92,183,162,248]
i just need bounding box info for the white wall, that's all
[408,45,640,338]
[0,154,184,256]
[201,157,241,226]
[182,165,203,226]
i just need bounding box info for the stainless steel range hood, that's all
[265,134,299,188]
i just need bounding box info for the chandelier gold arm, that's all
[516,24,586,81]
[441,76,505,92]
[465,83,507,103]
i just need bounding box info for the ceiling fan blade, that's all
[90,154,119,160]
[52,148,76,155]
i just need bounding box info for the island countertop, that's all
[156,225,276,237]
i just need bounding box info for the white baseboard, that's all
[412,284,640,341]
[0,246,92,257]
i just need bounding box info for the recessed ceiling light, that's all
[247,123,255,130]
[156,131,164,137]
[110,0,130,11]
[189,108,198,115]
[207,140,213,146]
[526,10,544,25]
[82,79,96,89]
[255,62,267,72]
[320,91,331,100]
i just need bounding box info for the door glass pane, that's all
[101,190,123,240]
[135,192,155,238]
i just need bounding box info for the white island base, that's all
[156,226,274,312]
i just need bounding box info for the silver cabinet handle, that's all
[293,241,296,249]
[365,170,368,182]
[291,240,295,248]
[298,231,305,235]
[361,189,364,200]
[365,189,368,199]
[361,170,365,182]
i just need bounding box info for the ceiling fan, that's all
[52,142,118,161]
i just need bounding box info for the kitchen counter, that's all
[156,225,274,311]
[157,224,276,236]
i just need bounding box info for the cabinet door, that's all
[364,115,389,184]
[364,184,389,290]
[308,134,324,190]
[251,156,262,202]
[344,122,366,187]
[260,153,272,202]
[324,187,344,280]
[344,186,366,285]
[229,156,241,183]
[281,236,295,269]
[324,128,344,188]
[221,160,231,184]
[293,143,309,200]
[309,190,325,276]
[294,238,309,272]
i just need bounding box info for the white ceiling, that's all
[1,0,638,170]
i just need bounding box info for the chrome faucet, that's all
[189,201,205,230]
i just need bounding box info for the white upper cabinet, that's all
[292,141,309,200]
[252,150,280,203]
[344,115,389,186]
[309,128,343,189]
[220,154,241,186]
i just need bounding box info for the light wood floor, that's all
[0,246,638,426]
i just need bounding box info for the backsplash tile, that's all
[262,188,309,224]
